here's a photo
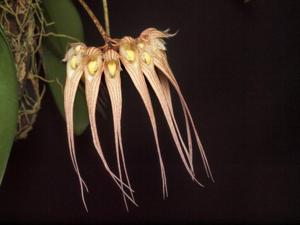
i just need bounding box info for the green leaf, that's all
[41,0,89,135]
[41,0,84,58]
[41,46,89,135]
[0,26,18,184]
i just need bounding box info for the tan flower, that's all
[119,36,168,198]
[63,42,89,210]
[137,28,213,181]
[63,28,213,210]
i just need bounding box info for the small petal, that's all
[140,28,173,40]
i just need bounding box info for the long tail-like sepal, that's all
[63,43,89,211]
[103,49,136,210]
[119,37,168,198]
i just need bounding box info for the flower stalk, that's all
[78,0,111,43]
[102,0,110,36]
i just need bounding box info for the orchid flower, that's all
[63,0,213,210]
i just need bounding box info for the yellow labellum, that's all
[125,49,135,62]
[138,42,144,49]
[142,52,151,65]
[107,60,117,77]
[70,56,78,69]
[87,60,99,75]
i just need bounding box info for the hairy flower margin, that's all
[63,28,213,210]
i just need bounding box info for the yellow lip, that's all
[107,60,117,77]
[87,60,99,75]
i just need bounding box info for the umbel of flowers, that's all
[63,27,213,210]
[62,0,214,212]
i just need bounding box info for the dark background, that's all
[0,0,300,224]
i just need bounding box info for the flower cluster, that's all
[63,28,213,210]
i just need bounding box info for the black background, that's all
[0,0,300,224]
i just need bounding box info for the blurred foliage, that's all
[0,0,90,184]
[41,0,89,135]
[0,26,18,184]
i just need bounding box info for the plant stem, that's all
[78,0,110,43]
[102,0,110,36]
